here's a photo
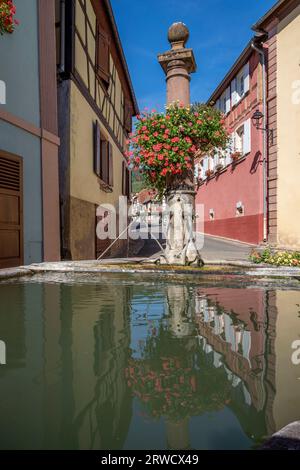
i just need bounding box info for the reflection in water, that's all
[0,276,299,449]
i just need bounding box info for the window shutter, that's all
[244,62,250,94]
[126,168,131,197]
[231,78,238,106]
[108,142,113,187]
[96,25,110,84]
[243,119,251,155]
[225,141,232,165]
[202,156,209,177]
[124,98,133,133]
[215,99,220,111]
[226,86,231,113]
[122,161,126,195]
[101,139,109,183]
[93,121,101,177]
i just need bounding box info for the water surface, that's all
[0,274,300,450]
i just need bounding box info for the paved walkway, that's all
[137,233,255,263]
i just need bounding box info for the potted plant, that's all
[215,162,224,172]
[205,169,214,178]
[231,151,242,162]
[0,1,19,35]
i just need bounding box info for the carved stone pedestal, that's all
[160,187,202,266]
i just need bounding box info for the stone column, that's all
[158,23,202,266]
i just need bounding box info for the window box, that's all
[231,151,242,162]
[205,169,214,178]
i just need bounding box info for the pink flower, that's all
[171,137,180,143]
[153,144,163,152]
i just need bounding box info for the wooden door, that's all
[0,151,23,269]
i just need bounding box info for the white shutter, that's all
[243,119,251,155]
[244,62,250,94]
[225,135,233,165]
[231,78,237,107]
[215,99,220,111]
[225,86,231,113]
[203,156,208,177]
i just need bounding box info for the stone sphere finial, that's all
[168,22,190,48]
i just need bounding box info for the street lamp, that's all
[251,109,273,143]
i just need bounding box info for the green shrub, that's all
[250,248,300,267]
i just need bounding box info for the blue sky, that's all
[111,0,276,112]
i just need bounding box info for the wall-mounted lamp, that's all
[251,109,274,144]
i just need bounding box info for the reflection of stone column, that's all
[167,285,194,338]
[158,24,201,266]
[166,418,191,450]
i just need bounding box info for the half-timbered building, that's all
[56,0,138,260]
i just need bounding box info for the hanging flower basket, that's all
[125,102,229,196]
[215,162,224,172]
[0,1,19,35]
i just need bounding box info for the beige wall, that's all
[70,81,125,207]
[277,6,300,249]
[273,291,300,430]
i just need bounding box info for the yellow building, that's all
[253,0,300,249]
[55,0,138,260]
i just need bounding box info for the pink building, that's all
[195,43,265,244]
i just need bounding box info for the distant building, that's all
[196,0,300,248]
[56,0,138,260]
[0,0,60,268]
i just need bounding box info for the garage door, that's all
[0,151,23,269]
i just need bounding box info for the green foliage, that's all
[250,248,300,267]
[125,102,229,195]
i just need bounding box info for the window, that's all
[124,97,133,133]
[93,121,113,187]
[234,119,251,156]
[235,125,244,154]
[231,62,250,107]
[96,24,110,86]
[122,161,131,197]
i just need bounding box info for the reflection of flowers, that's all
[125,325,231,422]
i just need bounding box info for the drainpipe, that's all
[251,35,268,242]
[58,0,66,74]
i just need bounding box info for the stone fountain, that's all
[158,23,203,266]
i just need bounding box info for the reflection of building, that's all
[0,280,132,450]
[0,0,60,268]
[195,289,267,415]
[194,287,300,437]
[1,279,300,449]
[55,0,138,260]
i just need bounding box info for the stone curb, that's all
[1,260,300,281]
[0,267,33,281]
[262,422,300,450]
